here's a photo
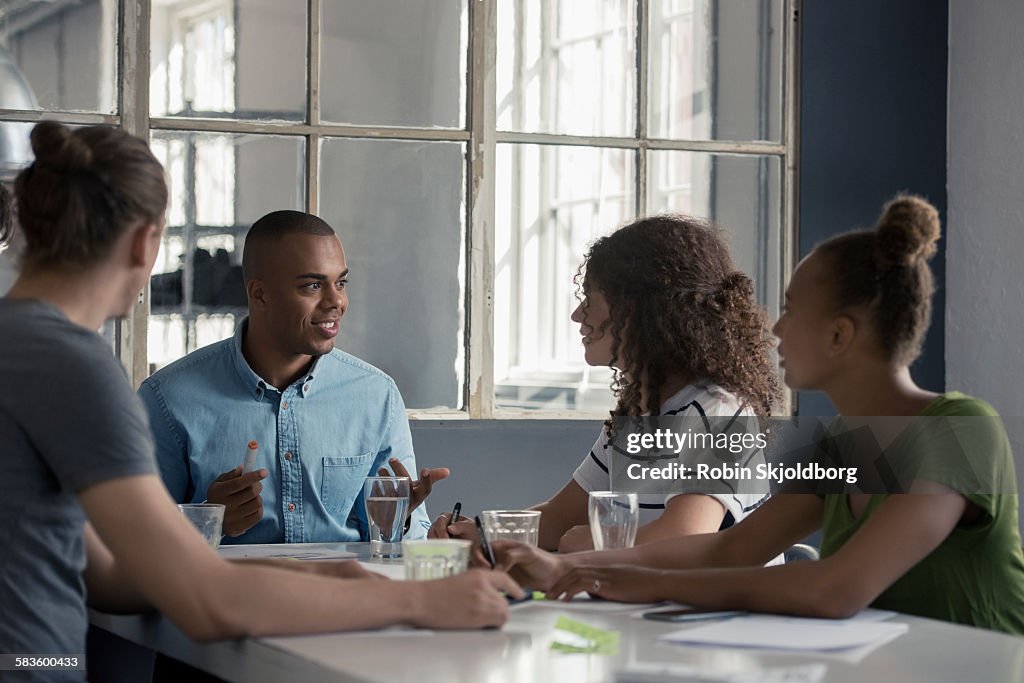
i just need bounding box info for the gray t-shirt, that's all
[0,299,156,679]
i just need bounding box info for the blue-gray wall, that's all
[411,420,601,515]
[797,0,948,415]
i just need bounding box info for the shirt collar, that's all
[232,317,323,401]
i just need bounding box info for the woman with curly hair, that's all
[432,214,781,552]
[495,195,1024,634]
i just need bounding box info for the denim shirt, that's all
[138,320,430,543]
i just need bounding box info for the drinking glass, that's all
[588,492,639,550]
[364,476,411,559]
[178,503,225,549]
[403,539,471,580]
[480,510,541,546]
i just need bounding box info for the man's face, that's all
[254,233,349,358]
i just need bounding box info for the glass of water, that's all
[364,476,411,559]
[178,503,225,549]
[481,510,541,546]
[588,492,639,550]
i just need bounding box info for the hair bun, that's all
[874,194,940,268]
[30,120,92,170]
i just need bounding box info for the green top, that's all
[820,392,1024,634]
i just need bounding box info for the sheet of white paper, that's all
[218,544,356,561]
[659,615,908,652]
[513,594,662,613]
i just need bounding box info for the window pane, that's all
[151,0,306,121]
[647,151,782,313]
[497,0,635,137]
[0,0,117,113]
[319,138,465,410]
[649,0,783,142]
[148,131,305,371]
[320,0,467,128]
[495,144,632,412]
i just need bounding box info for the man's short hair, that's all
[242,210,336,281]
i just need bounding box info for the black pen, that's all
[449,501,462,527]
[475,515,496,568]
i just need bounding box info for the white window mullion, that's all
[467,0,498,418]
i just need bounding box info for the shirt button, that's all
[287,503,296,512]
[285,452,293,461]
[302,383,311,394]
[282,401,289,410]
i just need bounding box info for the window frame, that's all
[0,0,799,418]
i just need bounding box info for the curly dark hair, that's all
[576,214,781,425]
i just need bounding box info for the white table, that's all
[88,543,1024,682]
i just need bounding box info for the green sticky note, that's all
[550,616,620,655]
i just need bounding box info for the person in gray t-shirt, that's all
[1,122,518,681]
[0,299,157,666]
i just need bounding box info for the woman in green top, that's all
[495,194,1024,633]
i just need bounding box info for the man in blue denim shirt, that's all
[138,211,445,543]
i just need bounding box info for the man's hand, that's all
[378,457,449,512]
[492,540,568,593]
[206,466,267,537]
[557,524,595,553]
[410,570,522,630]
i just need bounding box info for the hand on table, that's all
[557,524,595,553]
[545,565,670,603]
[411,569,523,630]
[492,540,569,593]
[206,466,267,537]
[378,457,449,512]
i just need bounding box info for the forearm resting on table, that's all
[565,494,827,570]
[562,530,733,571]
[81,475,425,640]
[644,558,873,619]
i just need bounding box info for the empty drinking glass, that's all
[364,476,411,559]
[588,492,639,550]
[481,510,541,546]
[178,503,225,549]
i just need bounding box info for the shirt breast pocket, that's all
[320,453,373,517]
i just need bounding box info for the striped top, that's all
[572,382,770,530]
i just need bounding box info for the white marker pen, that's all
[241,440,259,474]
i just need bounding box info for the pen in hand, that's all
[241,440,259,474]
[449,501,462,527]
[475,515,496,568]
